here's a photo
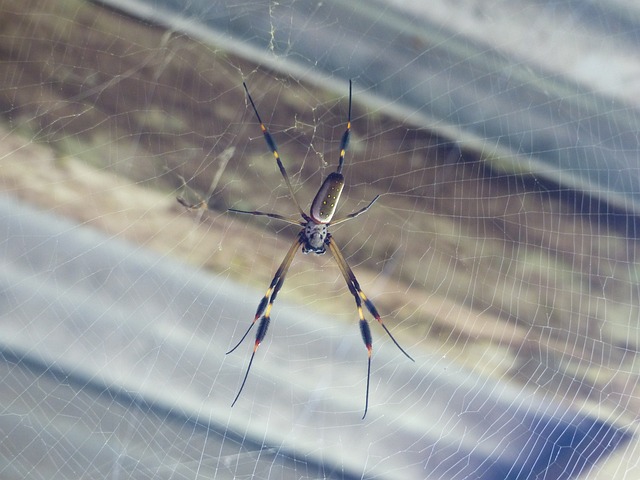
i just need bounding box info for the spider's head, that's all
[302,222,328,255]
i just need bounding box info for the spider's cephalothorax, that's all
[302,222,329,254]
[190,80,414,419]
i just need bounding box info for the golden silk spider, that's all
[179,80,413,418]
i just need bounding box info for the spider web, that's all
[1,0,639,478]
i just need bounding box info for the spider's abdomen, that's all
[310,172,344,223]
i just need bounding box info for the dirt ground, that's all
[1,0,640,475]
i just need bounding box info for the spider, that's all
[180,81,413,418]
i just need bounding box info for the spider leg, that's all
[328,237,413,360]
[177,196,207,211]
[243,82,306,217]
[231,315,270,407]
[327,236,413,418]
[336,80,353,175]
[228,208,303,226]
[330,195,380,226]
[228,233,303,406]
[226,233,302,354]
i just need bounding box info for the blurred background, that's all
[1,0,639,478]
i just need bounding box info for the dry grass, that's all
[1,0,639,427]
